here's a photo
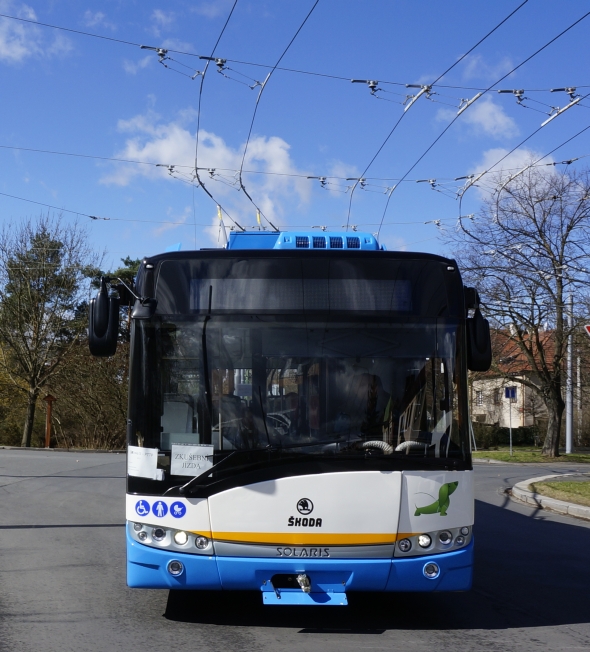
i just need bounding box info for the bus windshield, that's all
[128,315,467,492]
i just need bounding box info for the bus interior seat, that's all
[160,394,195,449]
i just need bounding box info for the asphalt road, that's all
[1,449,589,652]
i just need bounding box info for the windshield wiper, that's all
[164,437,365,496]
[164,450,240,496]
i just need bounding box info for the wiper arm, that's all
[164,438,364,496]
[264,436,361,452]
[164,450,239,496]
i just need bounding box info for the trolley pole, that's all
[43,394,56,449]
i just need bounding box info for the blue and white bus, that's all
[89,230,491,605]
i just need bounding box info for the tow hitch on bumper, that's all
[263,572,348,605]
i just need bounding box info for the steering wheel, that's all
[359,440,394,455]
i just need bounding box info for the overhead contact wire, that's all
[192,0,243,231]
[346,0,529,231]
[376,8,590,237]
[237,0,320,231]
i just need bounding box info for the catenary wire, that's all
[5,11,589,95]
[345,0,529,230]
[237,0,320,231]
[375,9,590,238]
[193,0,242,232]
[0,190,213,226]
[3,142,590,193]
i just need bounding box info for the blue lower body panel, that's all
[127,530,473,598]
[263,591,348,605]
[385,542,473,592]
[216,556,390,591]
[127,532,222,589]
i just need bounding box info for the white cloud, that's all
[0,1,73,63]
[462,54,514,82]
[378,234,407,252]
[154,206,191,236]
[46,32,73,57]
[101,110,311,239]
[123,55,152,75]
[325,159,359,196]
[192,0,235,19]
[469,147,555,197]
[437,95,518,139]
[474,147,550,176]
[160,37,195,52]
[83,10,116,31]
[150,10,174,37]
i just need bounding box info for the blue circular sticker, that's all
[151,500,168,518]
[170,502,187,518]
[135,500,150,516]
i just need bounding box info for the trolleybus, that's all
[89,230,491,605]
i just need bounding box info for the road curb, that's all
[511,474,590,521]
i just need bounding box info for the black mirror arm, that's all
[104,276,140,302]
[103,276,157,318]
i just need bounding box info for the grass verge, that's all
[530,481,590,507]
[472,447,590,464]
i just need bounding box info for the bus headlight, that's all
[133,523,143,531]
[418,534,432,548]
[398,538,412,552]
[195,536,209,549]
[152,527,166,541]
[460,526,470,536]
[138,531,147,541]
[438,530,452,545]
[174,531,188,545]
[455,535,465,546]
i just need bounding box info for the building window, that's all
[493,388,501,405]
[476,391,483,406]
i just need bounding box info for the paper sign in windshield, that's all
[171,444,214,476]
[128,446,159,479]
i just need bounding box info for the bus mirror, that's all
[89,278,120,357]
[132,298,158,320]
[464,286,480,311]
[466,307,492,371]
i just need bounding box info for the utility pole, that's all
[505,386,516,456]
[577,350,582,446]
[43,394,56,449]
[566,293,573,454]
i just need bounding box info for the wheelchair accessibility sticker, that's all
[135,500,150,516]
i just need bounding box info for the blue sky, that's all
[1,0,590,268]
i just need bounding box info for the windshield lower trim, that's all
[128,455,471,498]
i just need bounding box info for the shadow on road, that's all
[164,498,590,631]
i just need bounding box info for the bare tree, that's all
[47,341,128,449]
[450,167,590,457]
[0,215,100,447]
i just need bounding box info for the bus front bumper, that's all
[127,530,473,600]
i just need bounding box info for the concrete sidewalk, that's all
[511,473,590,521]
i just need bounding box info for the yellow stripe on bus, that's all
[209,532,416,546]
